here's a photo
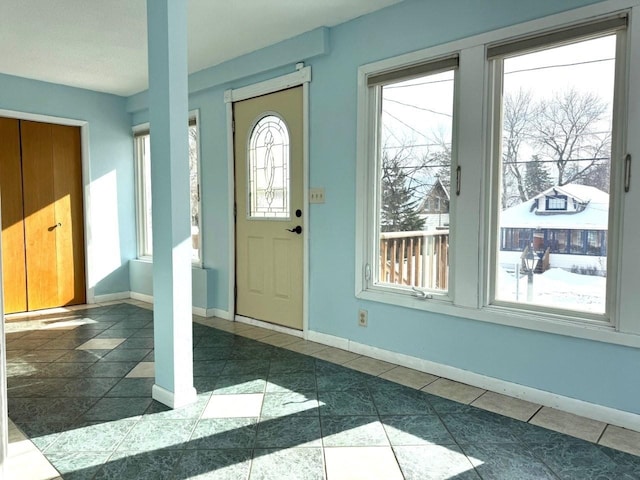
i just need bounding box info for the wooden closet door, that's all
[21,121,59,310]
[20,120,85,311]
[0,118,28,313]
[51,124,85,306]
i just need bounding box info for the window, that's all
[357,4,640,339]
[586,230,605,256]
[569,230,585,254]
[545,195,567,211]
[134,115,201,263]
[189,120,201,262]
[248,115,290,218]
[491,18,626,316]
[134,132,153,257]
[362,56,457,297]
[501,228,535,251]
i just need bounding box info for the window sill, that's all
[135,256,202,268]
[357,286,640,349]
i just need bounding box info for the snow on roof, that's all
[500,184,608,230]
[553,184,609,204]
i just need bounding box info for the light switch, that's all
[309,188,325,204]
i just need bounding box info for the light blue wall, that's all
[0,73,134,296]
[128,28,330,310]
[306,0,637,414]
[125,0,640,414]
[129,259,216,311]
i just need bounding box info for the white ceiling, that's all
[0,0,403,97]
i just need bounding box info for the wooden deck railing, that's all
[379,230,449,291]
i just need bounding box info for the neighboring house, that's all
[499,184,608,273]
[417,178,450,230]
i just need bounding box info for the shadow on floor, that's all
[6,304,640,479]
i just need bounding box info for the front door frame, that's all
[224,65,311,336]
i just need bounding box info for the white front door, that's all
[233,87,303,329]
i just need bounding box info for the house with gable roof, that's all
[499,184,608,274]
[417,178,450,230]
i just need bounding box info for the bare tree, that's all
[502,89,533,207]
[531,88,611,186]
[188,126,199,226]
[426,128,452,191]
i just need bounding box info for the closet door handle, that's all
[48,222,62,231]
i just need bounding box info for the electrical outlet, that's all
[358,309,368,327]
[309,188,325,204]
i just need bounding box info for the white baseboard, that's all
[193,307,208,317]
[152,384,198,409]
[193,307,228,318]
[306,330,350,350]
[130,292,153,304]
[308,330,640,432]
[93,292,131,303]
[130,292,228,318]
[236,315,304,338]
[206,308,231,319]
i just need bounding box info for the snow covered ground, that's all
[496,267,606,313]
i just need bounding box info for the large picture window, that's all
[134,115,201,263]
[490,18,625,316]
[357,5,638,339]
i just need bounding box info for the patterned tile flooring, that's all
[5,302,640,479]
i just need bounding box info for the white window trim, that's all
[355,0,640,348]
[485,23,626,328]
[358,58,459,304]
[132,109,202,266]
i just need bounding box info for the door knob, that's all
[286,225,302,234]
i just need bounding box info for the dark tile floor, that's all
[6,303,640,479]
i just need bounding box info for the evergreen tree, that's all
[380,155,425,232]
[575,160,610,193]
[524,155,553,199]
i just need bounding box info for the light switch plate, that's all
[309,188,325,204]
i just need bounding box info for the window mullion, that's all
[451,45,486,309]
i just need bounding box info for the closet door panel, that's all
[0,118,27,313]
[21,120,59,310]
[52,124,85,305]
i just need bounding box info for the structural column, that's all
[146,0,196,408]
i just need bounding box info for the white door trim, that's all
[225,65,311,336]
[0,109,94,304]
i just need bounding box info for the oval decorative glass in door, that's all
[248,115,290,218]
